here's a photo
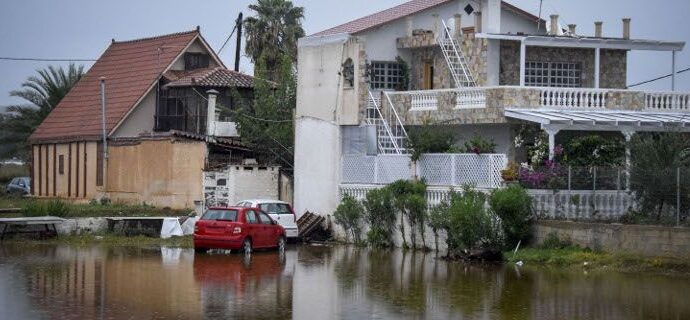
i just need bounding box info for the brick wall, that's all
[535,220,690,258]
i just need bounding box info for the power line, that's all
[628,66,690,88]
[217,24,238,55]
[0,56,96,62]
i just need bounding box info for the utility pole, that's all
[235,12,243,72]
[100,77,108,191]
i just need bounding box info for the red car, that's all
[193,207,286,254]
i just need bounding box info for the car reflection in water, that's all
[193,250,294,319]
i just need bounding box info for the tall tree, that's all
[0,64,84,159]
[244,0,304,77]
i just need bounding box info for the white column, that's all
[543,126,560,160]
[622,130,635,190]
[672,50,677,91]
[206,89,219,137]
[594,47,601,89]
[519,40,526,87]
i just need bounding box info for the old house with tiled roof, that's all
[294,0,687,225]
[29,28,283,209]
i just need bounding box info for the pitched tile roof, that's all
[310,0,543,37]
[29,30,201,142]
[163,67,259,88]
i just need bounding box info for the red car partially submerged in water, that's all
[193,207,286,254]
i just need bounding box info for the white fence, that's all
[539,87,608,109]
[645,92,690,111]
[341,153,508,188]
[340,184,458,208]
[529,189,634,221]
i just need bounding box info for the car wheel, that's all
[277,236,286,252]
[242,238,252,254]
[194,247,208,254]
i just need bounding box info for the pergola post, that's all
[519,40,526,87]
[594,48,601,89]
[543,126,560,160]
[622,130,635,190]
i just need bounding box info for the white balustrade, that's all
[645,92,690,111]
[528,189,634,221]
[455,88,486,109]
[409,91,439,111]
[539,87,608,109]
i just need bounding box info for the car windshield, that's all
[202,210,238,221]
[259,203,292,215]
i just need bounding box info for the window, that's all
[525,61,581,87]
[202,209,238,221]
[245,210,259,224]
[184,53,210,70]
[370,61,404,90]
[259,203,293,215]
[259,212,273,225]
[58,155,64,175]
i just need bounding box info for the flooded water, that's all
[0,244,688,320]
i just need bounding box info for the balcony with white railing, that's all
[376,86,690,126]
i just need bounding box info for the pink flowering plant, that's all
[518,146,567,189]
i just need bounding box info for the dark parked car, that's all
[5,177,30,195]
[193,207,286,254]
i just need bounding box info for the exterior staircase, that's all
[438,19,477,88]
[366,90,408,154]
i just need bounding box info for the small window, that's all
[202,209,238,221]
[245,210,259,224]
[259,212,273,225]
[184,53,210,70]
[525,61,581,88]
[217,179,227,186]
[58,155,65,175]
[259,203,293,215]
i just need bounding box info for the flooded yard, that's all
[0,243,688,320]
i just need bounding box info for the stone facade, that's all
[535,220,690,258]
[408,47,453,90]
[499,41,627,89]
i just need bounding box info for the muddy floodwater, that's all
[1,244,689,320]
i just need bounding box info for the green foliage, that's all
[387,179,427,248]
[228,53,295,168]
[244,0,305,73]
[406,125,456,161]
[21,199,68,217]
[427,200,449,251]
[464,134,497,154]
[563,134,624,167]
[489,184,533,249]
[1,64,84,160]
[333,195,364,243]
[45,200,69,217]
[540,232,575,250]
[363,188,396,247]
[22,200,47,217]
[629,133,690,221]
[434,186,503,253]
[394,56,410,91]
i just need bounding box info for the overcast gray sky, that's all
[0,0,688,108]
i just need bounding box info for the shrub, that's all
[406,125,456,161]
[563,134,624,167]
[22,200,47,217]
[387,179,427,248]
[444,186,503,253]
[501,161,519,182]
[362,188,396,247]
[540,232,575,249]
[464,134,497,154]
[428,200,449,251]
[489,184,533,249]
[333,195,364,243]
[46,200,70,217]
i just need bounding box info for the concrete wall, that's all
[203,165,280,208]
[107,139,206,209]
[31,142,100,199]
[535,220,690,258]
[111,89,157,138]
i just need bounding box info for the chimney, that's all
[454,14,462,37]
[568,24,577,35]
[406,16,414,37]
[432,14,439,37]
[474,11,482,33]
[206,89,219,137]
[482,0,501,33]
[594,21,603,37]
[622,18,631,39]
[549,14,559,35]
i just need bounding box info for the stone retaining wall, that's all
[535,220,690,258]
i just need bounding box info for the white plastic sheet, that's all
[180,216,199,236]
[160,218,184,239]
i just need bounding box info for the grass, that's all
[0,195,192,218]
[3,234,194,248]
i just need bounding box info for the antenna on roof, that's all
[196,25,201,32]
[111,38,115,44]
[537,0,543,32]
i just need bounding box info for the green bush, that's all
[387,179,427,248]
[563,134,624,167]
[21,199,70,217]
[489,184,533,249]
[406,125,456,161]
[22,200,47,217]
[464,134,497,154]
[362,188,395,247]
[333,195,364,243]
[46,200,70,217]
[540,232,575,249]
[428,200,449,251]
[443,186,503,253]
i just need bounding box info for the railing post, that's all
[374,156,379,184]
[451,154,457,186]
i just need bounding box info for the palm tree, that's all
[244,0,304,74]
[0,64,84,159]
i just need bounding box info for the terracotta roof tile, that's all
[163,67,260,88]
[310,0,543,37]
[29,30,200,142]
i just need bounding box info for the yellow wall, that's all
[31,142,100,199]
[107,139,206,209]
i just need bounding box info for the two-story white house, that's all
[294,0,687,219]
